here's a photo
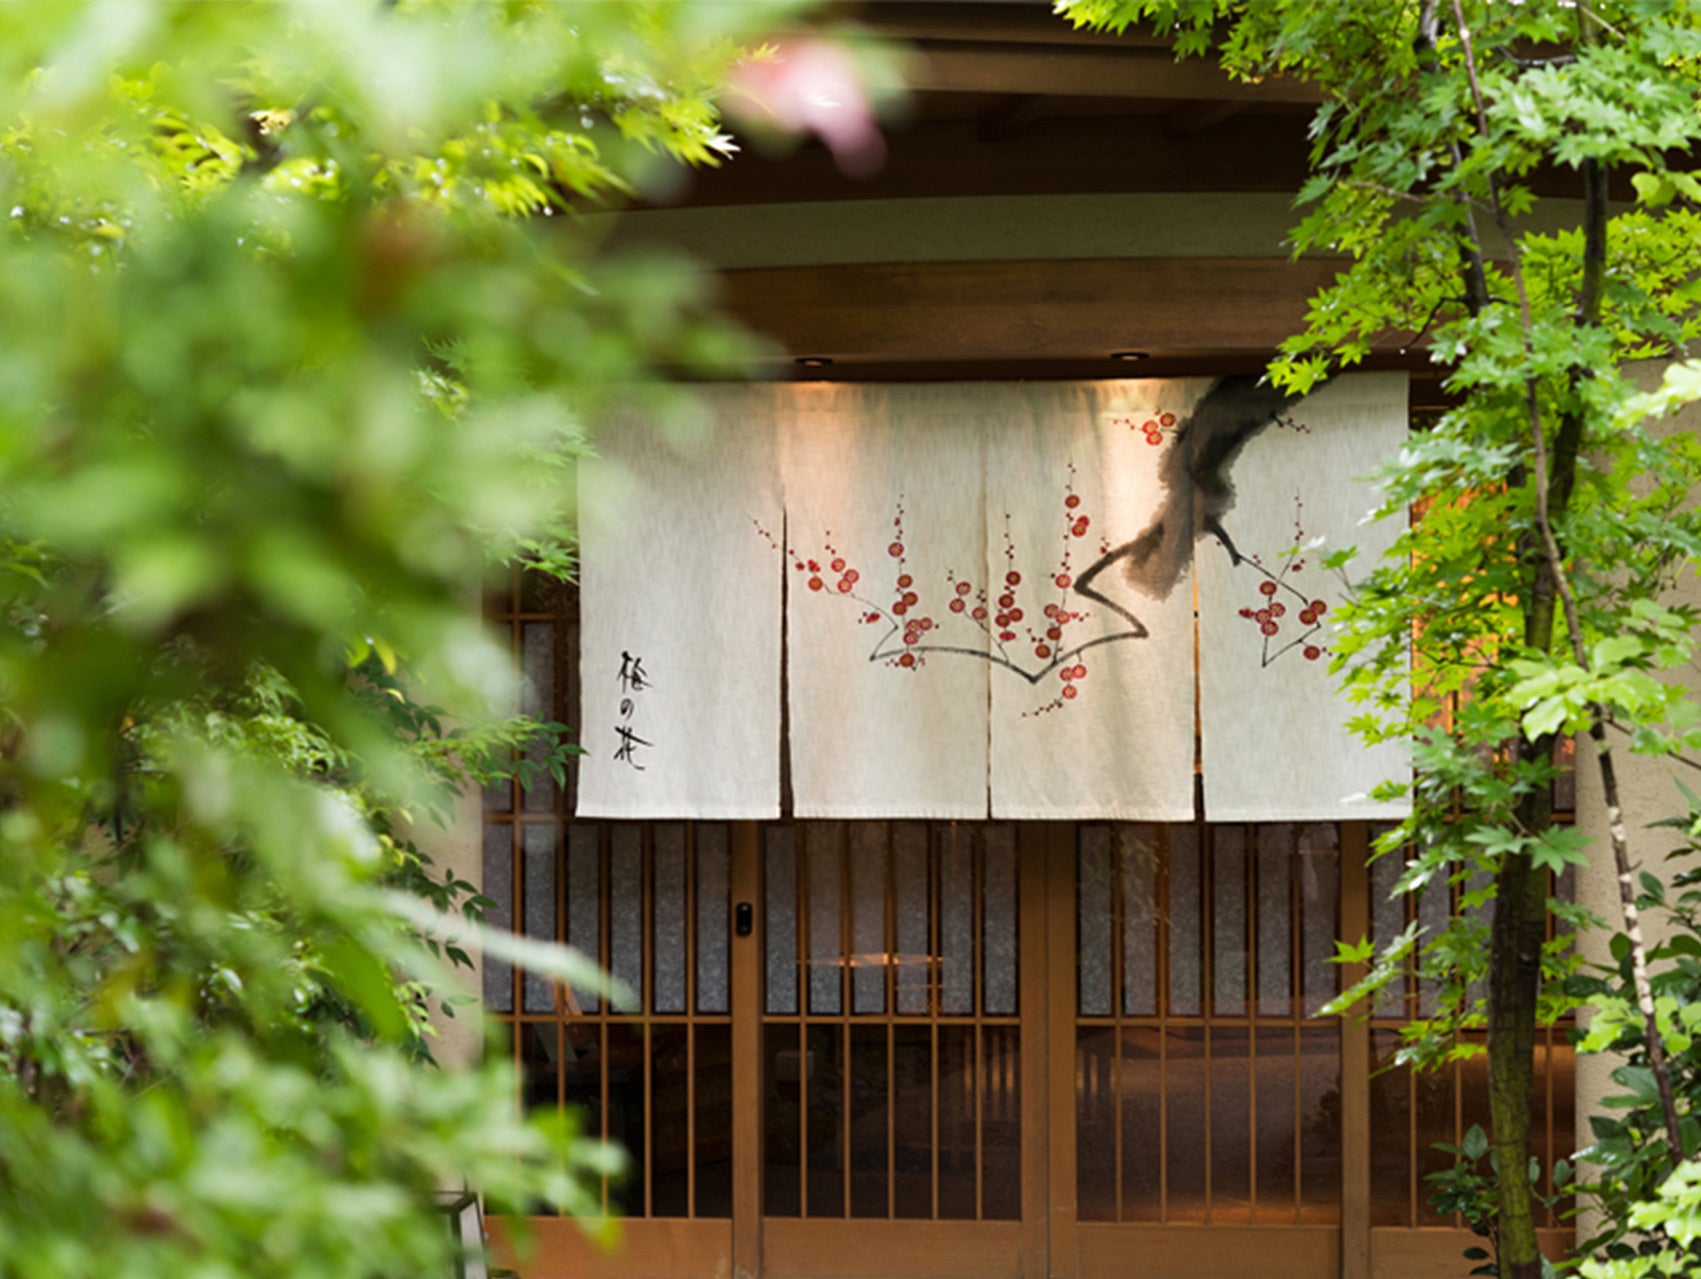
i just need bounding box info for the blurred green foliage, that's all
[0,2,813,1276]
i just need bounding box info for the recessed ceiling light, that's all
[1110,350,1150,362]
[795,356,833,369]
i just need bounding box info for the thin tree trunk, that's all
[1447,6,1562,1272]
[1491,775,1555,1279]
[1490,571,1561,1279]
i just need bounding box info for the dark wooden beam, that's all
[909,40,1319,103]
[976,93,1057,143]
[1161,98,1249,137]
[741,352,1443,388]
[860,1,1172,49]
[717,256,1349,361]
[654,113,1316,209]
[647,105,1630,211]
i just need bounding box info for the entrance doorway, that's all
[481,813,1574,1279]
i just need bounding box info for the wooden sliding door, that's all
[483,818,739,1279]
[755,821,1039,1279]
[1054,822,1347,1279]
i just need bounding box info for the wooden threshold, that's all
[761,1218,1024,1279]
[488,1217,732,1279]
[1075,1223,1339,1279]
[1369,1227,1572,1279]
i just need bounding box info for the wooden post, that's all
[1045,824,1078,1279]
[731,821,764,1279]
[1018,823,1051,1279]
[1339,822,1372,1279]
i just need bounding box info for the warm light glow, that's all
[805,952,935,968]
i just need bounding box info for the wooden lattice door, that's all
[1047,822,1349,1279]
[752,821,1045,1279]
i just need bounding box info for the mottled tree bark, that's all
[1489,784,1555,1279]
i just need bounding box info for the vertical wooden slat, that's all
[799,1015,811,1220]
[643,827,654,1219]
[554,1021,566,1117]
[1017,822,1049,1279]
[557,817,569,1122]
[798,827,812,1221]
[974,1024,985,1221]
[1339,821,1372,1279]
[686,826,697,1221]
[510,1014,524,1134]
[930,827,941,1222]
[642,829,656,1217]
[1045,823,1078,1279]
[799,829,813,1217]
[1453,1056,1465,1227]
[930,1014,941,1222]
[1286,1026,1300,1226]
[486,555,536,1073]
[686,1015,697,1221]
[887,1017,897,1222]
[643,1014,654,1218]
[973,830,985,1222]
[1291,827,1304,1221]
[1408,1049,1418,1226]
[840,826,852,1221]
[887,825,898,1222]
[1246,839,1258,1223]
[597,1019,611,1214]
[1111,828,1124,1224]
[510,816,522,1048]
[495,574,519,1130]
[1201,825,1213,1225]
[1546,1028,1556,1211]
[506,575,521,816]
[600,826,613,1214]
[1544,869,1557,1214]
[1158,826,1170,1225]
[842,1018,852,1220]
[1450,872,1466,1228]
[730,821,762,1279]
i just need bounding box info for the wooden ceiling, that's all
[639,2,1459,394]
[667,1,1319,210]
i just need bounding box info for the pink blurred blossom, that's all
[728,38,885,178]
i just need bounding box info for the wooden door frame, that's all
[732,821,764,1279]
[1340,822,1372,1279]
[1018,822,1054,1279]
[1042,824,1078,1279]
[751,822,1042,1279]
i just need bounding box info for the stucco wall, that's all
[415,777,487,1071]
[1572,359,1701,1216]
